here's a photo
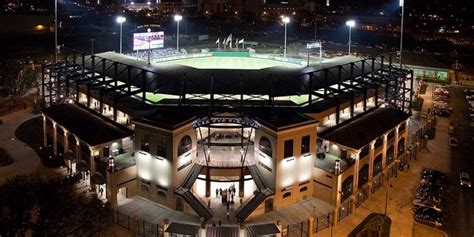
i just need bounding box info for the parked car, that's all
[459,172,472,188]
[414,206,445,228]
[413,199,443,212]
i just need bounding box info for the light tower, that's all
[345,20,355,55]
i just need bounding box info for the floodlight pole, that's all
[119,22,123,54]
[176,20,180,50]
[348,25,352,55]
[174,15,182,51]
[400,0,405,68]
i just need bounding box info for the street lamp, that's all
[345,20,355,55]
[384,183,393,216]
[399,0,405,68]
[174,14,183,51]
[116,16,126,54]
[282,16,290,58]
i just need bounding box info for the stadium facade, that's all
[41,50,413,234]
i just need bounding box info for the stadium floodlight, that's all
[174,14,183,51]
[345,20,355,27]
[345,20,355,55]
[116,16,126,54]
[399,0,405,67]
[282,16,290,58]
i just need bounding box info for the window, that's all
[399,123,406,133]
[373,154,383,176]
[300,186,308,192]
[374,137,383,149]
[360,145,369,159]
[301,135,310,154]
[284,140,294,158]
[177,135,192,156]
[259,136,273,157]
[283,192,292,198]
[141,134,150,152]
[157,138,167,158]
[387,130,395,140]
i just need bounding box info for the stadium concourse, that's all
[41,48,413,236]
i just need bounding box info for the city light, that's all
[116,16,126,54]
[116,16,126,24]
[345,20,355,27]
[174,14,183,50]
[282,16,290,24]
[174,14,183,22]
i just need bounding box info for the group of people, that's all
[127,48,187,61]
[216,184,237,206]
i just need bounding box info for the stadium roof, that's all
[75,52,384,97]
[42,103,133,146]
[319,108,410,150]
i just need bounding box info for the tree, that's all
[0,61,40,105]
[0,174,110,236]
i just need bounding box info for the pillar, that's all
[75,136,81,161]
[239,168,245,197]
[277,220,283,237]
[43,115,47,147]
[308,216,315,237]
[205,167,210,197]
[331,208,338,227]
[239,223,246,237]
[163,219,170,237]
[52,122,57,155]
[89,148,96,174]
[200,220,207,237]
[63,130,69,153]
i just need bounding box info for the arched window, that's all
[177,135,192,156]
[157,191,167,198]
[373,154,383,176]
[398,138,405,155]
[259,136,273,157]
[358,164,369,188]
[341,176,354,200]
[283,192,292,198]
[386,145,394,165]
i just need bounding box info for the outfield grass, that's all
[156,56,302,70]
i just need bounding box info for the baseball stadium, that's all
[41,47,413,236]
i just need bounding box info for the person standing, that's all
[226,211,230,220]
[216,188,219,197]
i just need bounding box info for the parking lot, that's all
[440,85,474,237]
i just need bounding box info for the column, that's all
[52,122,57,155]
[308,216,315,237]
[163,219,170,237]
[89,148,96,174]
[75,136,81,161]
[239,223,246,237]
[43,115,47,147]
[353,152,360,192]
[205,167,211,197]
[239,168,244,197]
[277,220,283,237]
[63,130,69,153]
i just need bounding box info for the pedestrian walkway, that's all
[0,110,63,183]
[116,196,200,225]
[316,105,450,237]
